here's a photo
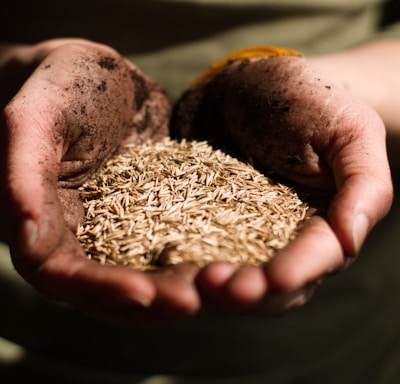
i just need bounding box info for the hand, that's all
[171,54,393,314]
[0,39,201,325]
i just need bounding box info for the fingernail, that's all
[352,214,369,255]
[266,285,315,314]
[283,285,315,311]
[21,218,38,253]
[127,294,152,308]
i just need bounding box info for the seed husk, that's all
[77,137,311,270]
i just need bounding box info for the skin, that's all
[310,39,400,166]
[0,37,394,323]
[172,52,393,313]
[0,39,200,325]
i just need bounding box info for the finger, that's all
[246,284,316,316]
[12,216,200,324]
[264,216,343,292]
[151,266,202,319]
[122,264,202,325]
[9,228,156,320]
[221,265,268,309]
[167,262,201,284]
[2,100,65,259]
[327,106,393,257]
[196,262,267,311]
[195,261,238,304]
[196,262,239,290]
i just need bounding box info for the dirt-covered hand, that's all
[171,53,393,314]
[0,39,201,325]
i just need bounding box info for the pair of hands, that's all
[0,39,393,325]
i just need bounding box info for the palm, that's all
[171,55,392,313]
[0,41,202,325]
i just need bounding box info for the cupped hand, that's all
[0,39,201,325]
[171,54,393,314]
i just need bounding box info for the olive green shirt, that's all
[2,0,400,100]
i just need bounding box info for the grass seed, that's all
[77,137,310,270]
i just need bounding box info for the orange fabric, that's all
[192,45,302,85]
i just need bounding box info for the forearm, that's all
[309,39,400,137]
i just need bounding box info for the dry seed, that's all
[77,137,311,270]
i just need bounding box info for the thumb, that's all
[327,106,393,258]
[1,96,66,274]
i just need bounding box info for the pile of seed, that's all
[77,138,310,270]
